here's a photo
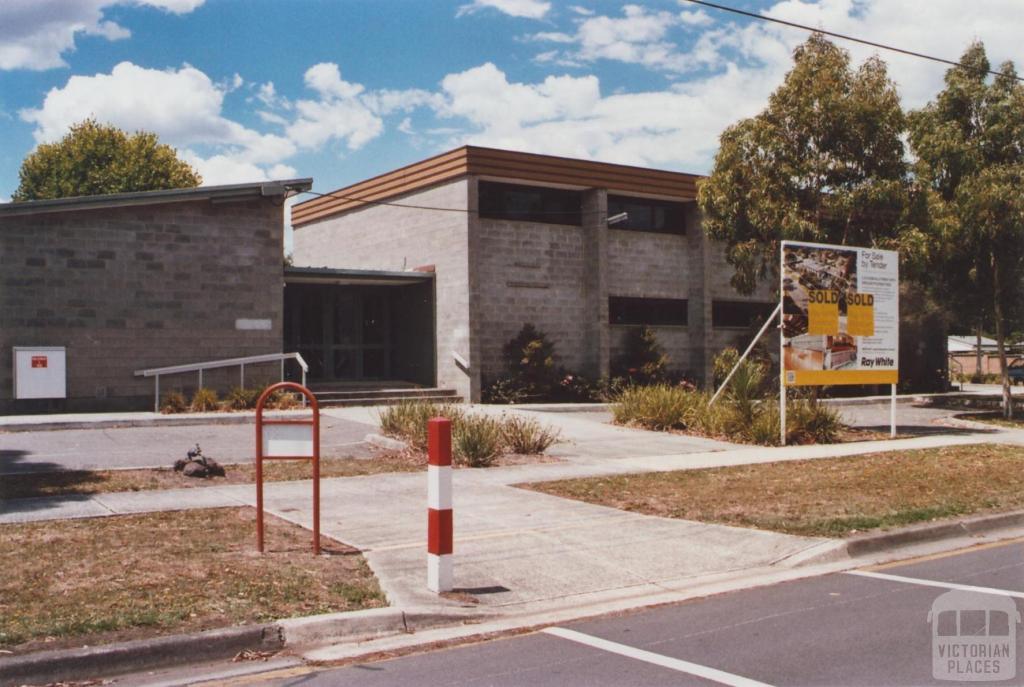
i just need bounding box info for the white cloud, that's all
[532,4,693,73]
[17,59,434,185]
[486,0,1024,175]
[20,61,296,184]
[678,9,713,27]
[0,0,205,71]
[456,0,550,20]
[432,61,771,173]
[286,63,436,151]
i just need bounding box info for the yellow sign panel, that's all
[784,369,898,386]
[807,290,839,335]
[847,302,875,337]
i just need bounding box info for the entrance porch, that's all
[283,267,436,390]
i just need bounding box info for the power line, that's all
[682,0,1024,83]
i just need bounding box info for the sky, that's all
[1,0,1023,214]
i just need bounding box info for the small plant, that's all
[485,323,562,401]
[786,399,842,444]
[501,414,561,454]
[160,390,187,414]
[747,401,782,446]
[227,386,260,410]
[612,384,696,430]
[190,388,219,412]
[265,389,301,410]
[378,401,465,450]
[482,377,529,404]
[613,326,670,385]
[453,415,503,467]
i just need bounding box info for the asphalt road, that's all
[834,401,986,436]
[0,415,377,473]
[264,539,1024,687]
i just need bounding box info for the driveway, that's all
[0,414,378,473]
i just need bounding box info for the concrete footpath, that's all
[2,403,1024,685]
[4,418,1022,617]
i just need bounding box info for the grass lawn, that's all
[0,452,425,501]
[0,508,384,653]
[524,444,1024,538]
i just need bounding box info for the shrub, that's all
[786,399,842,444]
[748,401,782,446]
[482,324,563,403]
[613,326,670,385]
[227,386,260,410]
[190,387,219,412]
[453,415,504,467]
[482,377,529,404]
[378,401,465,450]
[160,390,187,414]
[501,414,561,454]
[265,389,302,410]
[612,384,696,431]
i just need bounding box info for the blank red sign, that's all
[31,356,47,368]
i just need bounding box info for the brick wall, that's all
[473,217,590,381]
[291,180,473,400]
[0,198,285,412]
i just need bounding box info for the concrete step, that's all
[312,387,459,401]
[308,381,420,393]
[316,393,463,408]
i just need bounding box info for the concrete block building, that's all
[291,146,773,402]
[0,180,311,413]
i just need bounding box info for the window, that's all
[609,297,688,326]
[479,181,582,226]
[712,301,776,329]
[607,195,686,234]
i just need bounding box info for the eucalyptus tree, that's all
[698,34,914,295]
[909,42,1024,417]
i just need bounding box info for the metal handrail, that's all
[135,352,308,412]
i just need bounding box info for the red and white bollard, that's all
[427,417,453,592]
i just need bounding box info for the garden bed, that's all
[523,444,1024,537]
[0,508,384,653]
[0,452,423,500]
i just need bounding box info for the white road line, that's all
[542,627,774,687]
[848,570,1024,599]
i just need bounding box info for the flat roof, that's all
[285,266,433,286]
[291,146,703,227]
[0,179,313,218]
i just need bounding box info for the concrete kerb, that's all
[365,432,409,451]
[0,623,281,687]
[0,605,482,687]
[296,521,1024,667]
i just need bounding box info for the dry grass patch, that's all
[0,507,384,653]
[524,444,1024,538]
[0,451,423,501]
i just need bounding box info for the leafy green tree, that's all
[909,42,1024,417]
[698,34,915,294]
[13,118,201,201]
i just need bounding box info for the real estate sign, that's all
[781,241,899,386]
